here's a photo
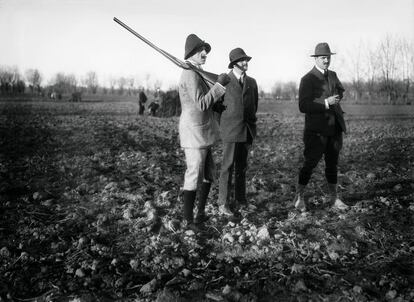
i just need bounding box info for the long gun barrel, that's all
[113,17,218,85]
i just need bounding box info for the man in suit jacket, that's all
[294,42,349,212]
[178,34,231,231]
[218,48,258,216]
[137,89,147,115]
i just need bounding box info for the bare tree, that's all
[127,77,134,96]
[25,68,42,93]
[109,77,117,94]
[84,71,98,94]
[364,44,381,102]
[398,38,414,103]
[378,35,399,103]
[284,81,298,101]
[0,65,21,94]
[271,81,283,100]
[51,72,78,94]
[346,41,365,102]
[118,77,127,95]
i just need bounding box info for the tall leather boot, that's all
[183,190,201,232]
[183,190,196,222]
[293,184,306,212]
[328,183,349,210]
[195,182,211,224]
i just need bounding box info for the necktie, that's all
[324,70,331,94]
[239,75,244,87]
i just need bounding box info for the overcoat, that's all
[299,67,346,136]
[178,68,226,148]
[219,71,258,142]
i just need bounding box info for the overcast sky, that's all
[1,0,413,91]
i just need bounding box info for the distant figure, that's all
[154,88,165,116]
[50,92,62,100]
[147,101,159,116]
[293,42,349,212]
[71,92,82,102]
[137,89,147,115]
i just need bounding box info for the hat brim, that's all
[184,42,211,59]
[228,56,252,69]
[310,52,336,57]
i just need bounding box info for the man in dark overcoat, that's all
[293,42,349,212]
[218,48,258,216]
[137,89,147,115]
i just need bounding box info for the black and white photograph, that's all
[0,0,413,301]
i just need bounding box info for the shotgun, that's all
[113,17,219,85]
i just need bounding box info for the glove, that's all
[217,73,231,86]
[212,100,227,114]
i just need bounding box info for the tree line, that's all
[0,67,153,99]
[270,36,414,104]
[1,36,412,104]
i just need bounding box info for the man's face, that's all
[315,55,331,70]
[234,59,249,73]
[191,48,208,65]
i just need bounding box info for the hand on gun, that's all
[217,73,231,86]
[326,95,341,106]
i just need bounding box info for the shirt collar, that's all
[187,60,202,69]
[232,68,245,80]
[315,65,327,75]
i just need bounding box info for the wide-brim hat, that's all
[228,47,252,68]
[310,42,336,57]
[184,34,211,60]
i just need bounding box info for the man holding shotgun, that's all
[113,19,230,231]
[178,34,230,232]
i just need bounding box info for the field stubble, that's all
[0,100,413,301]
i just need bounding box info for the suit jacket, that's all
[299,67,346,135]
[138,91,147,104]
[219,71,258,142]
[178,68,226,148]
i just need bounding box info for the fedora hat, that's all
[310,42,336,57]
[228,48,252,68]
[184,34,211,60]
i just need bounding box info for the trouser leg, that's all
[298,133,326,186]
[324,133,342,185]
[195,182,211,223]
[196,148,214,219]
[183,190,196,222]
[218,143,236,206]
[234,142,250,203]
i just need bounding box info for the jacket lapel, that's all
[311,67,333,94]
[311,66,324,80]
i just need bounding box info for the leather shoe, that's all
[332,198,349,211]
[293,194,306,212]
[219,205,234,216]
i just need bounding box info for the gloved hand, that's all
[217,73,231,86]
[212,100,227,114]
